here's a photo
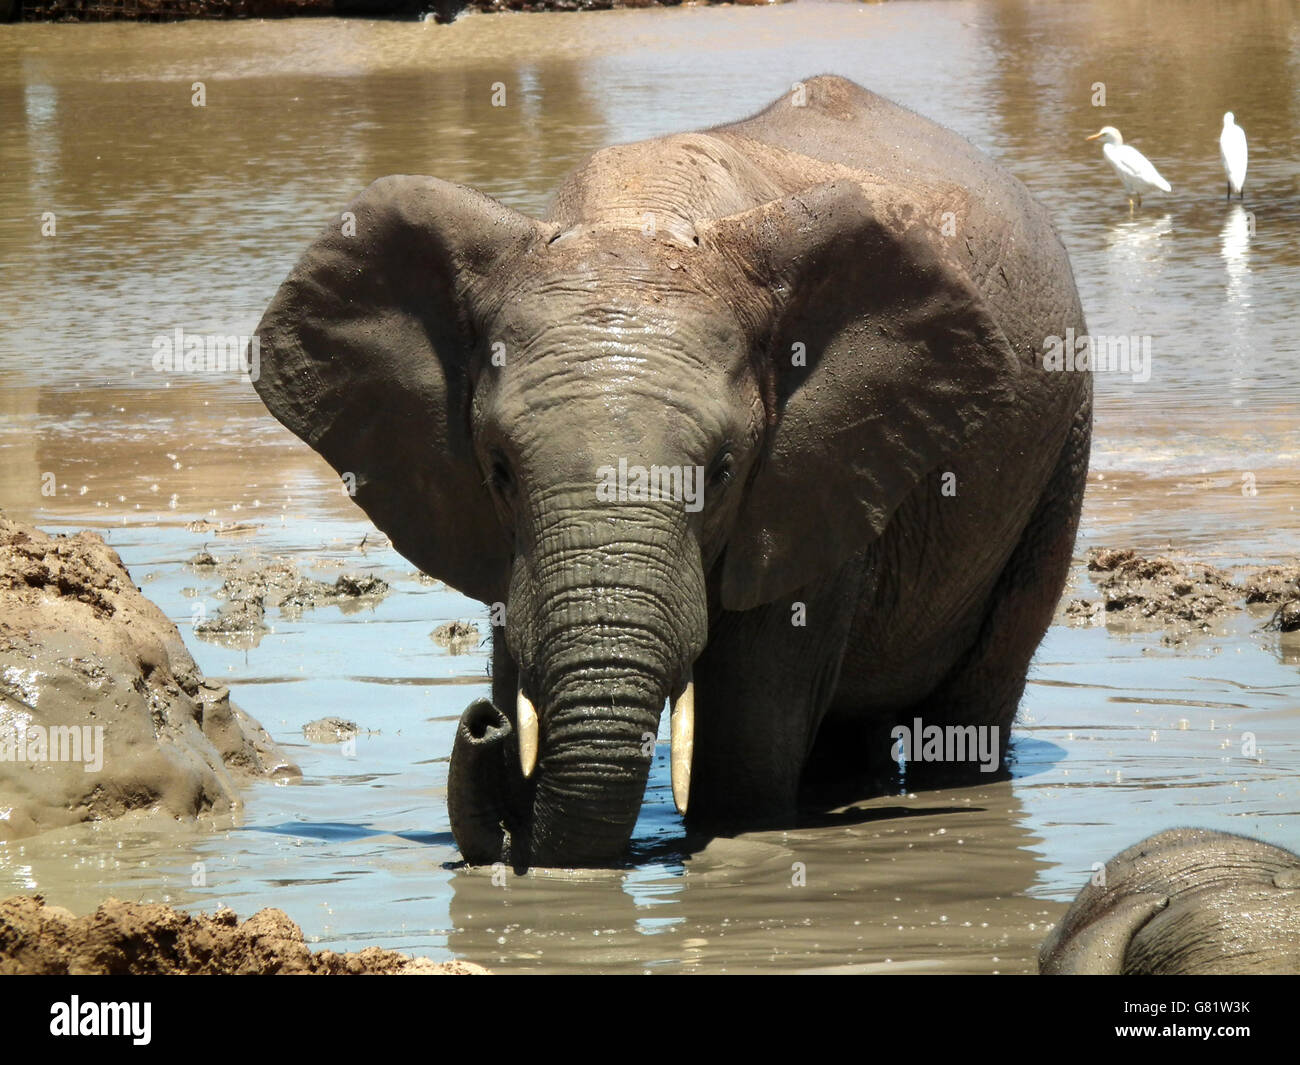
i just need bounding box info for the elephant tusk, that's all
[516,689,538,779]
[670,678,694,816]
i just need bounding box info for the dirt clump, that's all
[195,596,268,638]
[1266,600,1300,633]
[0,895,486,974]
[1242,566,1300,605]
[303,717,364,743]
[189,554,390,647]
[431,619,481,654]
[1066,548,1240,636]
[1064,549,1300,641]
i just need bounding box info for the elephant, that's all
[1040,828,1300,974]
[252,75,1092,868]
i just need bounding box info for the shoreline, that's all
[5,0,780,25]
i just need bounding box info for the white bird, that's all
[1220,112,1248,200]
[1086,126,1172,208]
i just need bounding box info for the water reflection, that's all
[443,779,1049,973]
[1221,202,1255,397]
[1221,203,1253,281]
[1096,212,1173,393]
[1103,211,1174,261]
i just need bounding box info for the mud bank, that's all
[9,0,777,25]
[0,517,297,840]
[0,895,486,973]
[1062,547,1300,641]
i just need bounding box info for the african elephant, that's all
[1040,828,1300,974]
[253,75,1091,868]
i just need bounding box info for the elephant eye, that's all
[487,451,513,493]
[708,447,735,488]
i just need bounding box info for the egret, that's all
[1220,112,1248,200]
[1086,126,1172,209]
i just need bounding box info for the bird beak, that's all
[1085,131,1103,141]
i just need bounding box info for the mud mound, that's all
[1266,600,1300,633]
[303,716,365,743]
[431,619,481,654]
[189,552,390,647]
[0,895,485,975]
[1242,565,1300,604]
[1063,548,1300,639]
[0,517,297,840]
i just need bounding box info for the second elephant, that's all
[1040,828,1300,974]
[253,75,1092,868]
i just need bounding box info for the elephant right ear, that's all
[253,176,552,603]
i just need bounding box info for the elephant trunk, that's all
[524,653,668,865]
[447,699,520,865]
[448,502,707,867]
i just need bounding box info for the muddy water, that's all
[1,0,1298,973]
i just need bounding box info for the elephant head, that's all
[1040,828,1300,974]
[253,171,1017,867]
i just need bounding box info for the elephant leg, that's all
[686,554,870,829]
[904,390,1092,783]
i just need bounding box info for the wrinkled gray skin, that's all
[1041,828,1300,974]
[253,76,1091,868]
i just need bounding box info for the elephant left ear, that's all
[699,179,1026,611]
